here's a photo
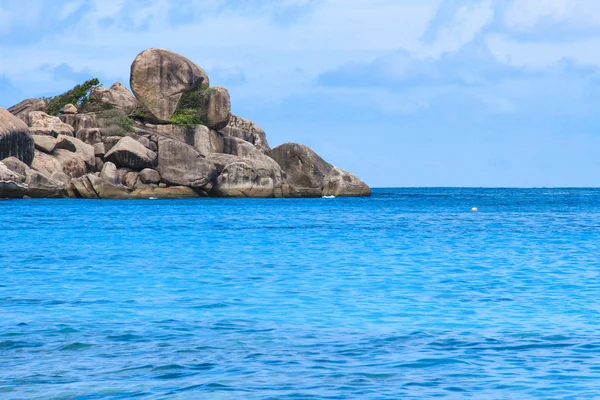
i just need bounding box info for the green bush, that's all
[97,109,135,137]
[45,78,102,116]
[169,85,212,126]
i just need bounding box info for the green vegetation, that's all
[45,78,102,116]
[169,85,213,126]
[97,109,135,137]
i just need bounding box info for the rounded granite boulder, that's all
[0,107,35,165]
[130,48,210,123]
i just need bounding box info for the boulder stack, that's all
[2,48,370,199]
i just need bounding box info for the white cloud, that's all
[420,0,495,56]
[504,0,600,33]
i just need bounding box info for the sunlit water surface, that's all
[2,188,600,399]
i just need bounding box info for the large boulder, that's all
[61,104,78,115]
[87,174,130,199]
[130,48,210,122]
[322,167,371,197]
[25,170,67,198]
[0,161,27,198]
[139,168,160,184]
[33,135,57,153]
[90,82,139,112]
[137,122,223,156]
[56,135,95,170]
[76,128,102,145]
[104,137,157,170]
[220,114,270,153]
[208,153,284,198]
[195,86,231,130]
[1,157,29,177]
[156,137,216,188]
[31,149,87,179]
[25,111,74,137]
[8,98,47,122]
[0,107,35,165]
[60,113,99,132]
[270,143,370,197]
[70,175,99,198]
[100,162,119,185]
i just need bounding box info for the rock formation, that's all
[1,48,369,199]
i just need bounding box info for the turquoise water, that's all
[2,188,600,399]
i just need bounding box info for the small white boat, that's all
[322,195,336,199]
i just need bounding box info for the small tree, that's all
[45,78,102,115]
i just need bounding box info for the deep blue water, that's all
[2,188,600,399]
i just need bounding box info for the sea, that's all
[2,188,600,399]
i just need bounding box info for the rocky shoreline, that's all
[0,48,370,199]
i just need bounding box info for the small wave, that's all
[58,342,94,351]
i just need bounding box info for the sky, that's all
[1,0,600,187]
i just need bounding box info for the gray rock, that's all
[156,137,216,188]
[8,98,47,122]
[0,107,35,165]
[50,171,71,186]
[95,157,104,172]
[33,135,57,153]
[269,143,332,197]
[61,104,78,114]
[31,149,88,179]
[322,167,371,197]
[0,160,26,183]
[0,180,27,198]
[56,135,95,170]
[87,174,130,199]
[270,143,370,197]
[220,114,270,153]
[2,156,30,177]
[204,86,231,130]
[70,175,99,198]
[93,142,106,157]
[54,136,77,152]
[211,158,284,198]
[25,111,74,137]
[60,113,99,132]
[104,137,157,170]
[90,82,139,112]
[76,128,102,145]
[130,48,210,122]
[25,170,66,198]
[100,162,119,185]
[103,136,122,153]
[124,171,139,189]
[137,122,223,156]
[139,168,160,184]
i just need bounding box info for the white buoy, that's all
[472,207,478,212]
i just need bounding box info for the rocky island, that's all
[0,48,370,199]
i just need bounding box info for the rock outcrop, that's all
[104,137,157,170]
[0,107,35,165]
[130,48,210,122]
[26,111,74,137]
[90,82,139,112]
[220,114,270,153]
[8,98,47,121]
[2,47,369,199]
[203,86,231,130]
[156,137,216,189]
[269,142,370,197]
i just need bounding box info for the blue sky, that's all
[2,0,600,187]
